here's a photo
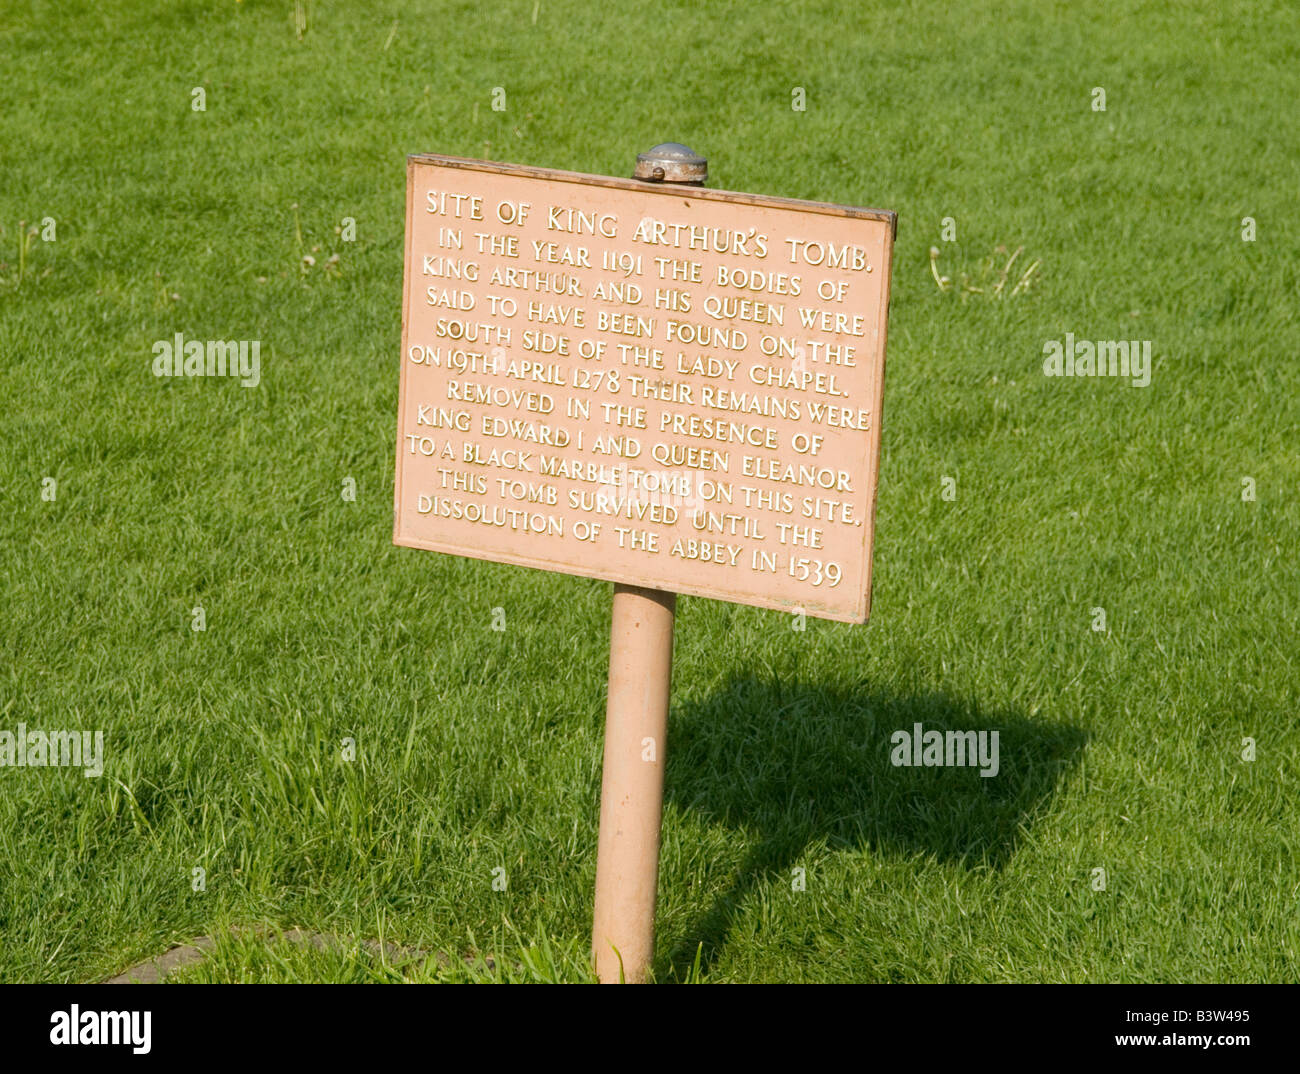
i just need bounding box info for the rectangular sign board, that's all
[394,154,894,622]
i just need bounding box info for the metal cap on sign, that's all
[633,142,707,185]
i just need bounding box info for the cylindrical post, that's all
[591,142,705,984]
[592,584,676,983]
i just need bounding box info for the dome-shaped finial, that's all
[633,143,707,185]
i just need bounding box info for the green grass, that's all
[1,0,1297,983]
[157,921,601,983]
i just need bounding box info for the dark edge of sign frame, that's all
[858,208,894,624]
[394,154,894,624]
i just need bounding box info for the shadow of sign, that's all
[660,673,1087,977]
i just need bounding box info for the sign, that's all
[394,154,895,622]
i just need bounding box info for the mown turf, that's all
[0,0,1297,983]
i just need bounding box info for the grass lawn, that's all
[0,0,1296,983]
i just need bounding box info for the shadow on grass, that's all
[659,672,1087,979]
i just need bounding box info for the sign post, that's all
[394,141,895,983]
[592,582,676,982]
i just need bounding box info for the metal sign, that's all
[395,153,894,622]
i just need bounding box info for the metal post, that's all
[591,144,706,984]
[591,584,676,983]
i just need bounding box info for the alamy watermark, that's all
[152,332,261,387]
[50,1005,149,1054]
[890,722,999,777]
[1043,333,1151,387]
[0,724,104,777]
